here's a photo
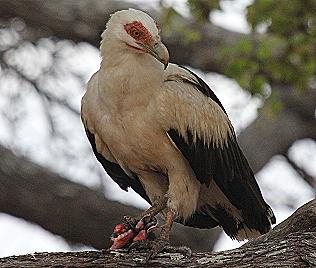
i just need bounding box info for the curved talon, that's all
[140,215,156,226]
[146,240,169,261]
[147,225,159,233]
[145,217,158,231]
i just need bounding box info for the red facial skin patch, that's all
[124,21,154,44]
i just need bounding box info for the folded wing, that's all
[161,65,275,239]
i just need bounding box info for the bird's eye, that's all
[131,28,141,38]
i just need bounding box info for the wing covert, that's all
[163,65,275,236]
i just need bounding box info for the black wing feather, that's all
[167,67,275,235]
[85,128,151,205]
[180,213,218,229]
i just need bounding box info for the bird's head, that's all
[100,9,169,69]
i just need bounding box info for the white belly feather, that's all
[82,69,201,220]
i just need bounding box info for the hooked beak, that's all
[142,40,169,69]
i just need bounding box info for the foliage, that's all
[187,0,221,22]
[160,5,202,44]
[224,0,316,95]
[177,0,316,96]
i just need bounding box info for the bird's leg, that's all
[110,196,167,249]
[124,195,168,226]
[146,208,175,259]
[147,208,192,260]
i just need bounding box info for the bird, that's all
[81,8,276,258]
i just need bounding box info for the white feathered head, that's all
[100,9,169,69]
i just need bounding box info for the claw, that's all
[146,239,169,261]
[144,217,158,231]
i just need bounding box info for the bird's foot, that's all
[146,238,170,261]
[110,215,158,250]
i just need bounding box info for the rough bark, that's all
[1,199,315,268]
[238,86,316,171]
[0,144,220,251]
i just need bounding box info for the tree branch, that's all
[237,86,316,172]
[0,57,80,116]
[0,0,243,75]
[1,199,315,267]
[1,0,315,172]
[283,153,316,191]
[0,144,220,251]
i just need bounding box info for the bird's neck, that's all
[99,40,164,110]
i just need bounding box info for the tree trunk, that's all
[1,199,315,268]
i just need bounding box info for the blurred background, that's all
[0,0,315,257]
